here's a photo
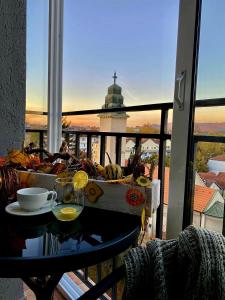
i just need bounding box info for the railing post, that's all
[156,109,168,239]
[182,140,196,229]
[87,135,92,159]
[100,135,106,166]
[64,132,70,145]
[96,264,102,283]
[115,136,122,165]
[135,137,141,150]
[39,131,44,159]
[84,268,88,281]
[75,134,80,158]
[111,257,117,300]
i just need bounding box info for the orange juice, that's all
[52,204,83,221]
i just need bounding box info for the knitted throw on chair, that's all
[124,225,225,300]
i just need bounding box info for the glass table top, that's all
[0,207,140,260]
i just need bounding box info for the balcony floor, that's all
[23,271,111,300]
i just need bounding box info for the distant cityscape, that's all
[25,120,225,135]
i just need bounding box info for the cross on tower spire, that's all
[112,72,117,84]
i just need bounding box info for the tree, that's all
[62,117,71,129]
[25,132,41,148]
[139,123,159,134]
[195,142,225,172]
[61,117,74,153]
[126,124,160,134]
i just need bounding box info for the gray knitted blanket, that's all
[124,225,225,300]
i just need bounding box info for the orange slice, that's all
[60,207,77,219]
[73,170,88,190]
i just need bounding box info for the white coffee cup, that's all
[17,187,57,211]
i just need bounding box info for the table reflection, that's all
[0,207,140,299]
[0,207,140,260]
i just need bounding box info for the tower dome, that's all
[107,83,122,95]
[101,73,128,116]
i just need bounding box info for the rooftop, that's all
[204,201,224,219]
[210,154,225,161]
[153,167,216,213]
[199,172,225,189]
[194,185,216,213]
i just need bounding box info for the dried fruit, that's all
[136,176,151,187]
[95,163,105,176]
[80,159,98,177]
[50,163,66,175]
[0,166,20,208]
[73,170,88,190]
[104,153,123,180]
[36,163,53,174]
[7,150,30,167]
[126,146,145,179]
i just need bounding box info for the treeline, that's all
[127,123,160,134]
[142,143,225,173]
[195,142,225,172]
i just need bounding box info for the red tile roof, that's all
[199,172,217,187]
[194,185,215,213]
[217,173,225,189]
[199,172,217,180]
[199,172,225,189]
[153,167,216,213]
[210,154,225,161]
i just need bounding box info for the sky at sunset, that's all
[26,0,225,126]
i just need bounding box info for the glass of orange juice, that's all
[52,177,85,222]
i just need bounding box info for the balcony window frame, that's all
[167,0,202,238]
[45,0,201,239]
[47,0,64,153]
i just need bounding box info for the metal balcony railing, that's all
[26,98,225,236]
[26,102,173,239]
[25,97,225,299]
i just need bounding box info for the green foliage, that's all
[62,117,71,129]
[25,132,40,147]
[143,154,170,167]
[195,142,225,172]
[126,127,135,133]
[139,124,159,134]
[126,123,159,134]
[144,153,158,165]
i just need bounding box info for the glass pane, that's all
[62,0,179,111]
[196,0,225,100]
[62,1,178,238]
[25,0,48,148]
[193,142,224,234]
[63,111,161,133]
[25,114,48,129]
[192,1,225,234]
[26,0,48,117]
[195,107,225,135]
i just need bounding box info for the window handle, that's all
[174,71,186,111]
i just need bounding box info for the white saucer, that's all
[5,201,52,216]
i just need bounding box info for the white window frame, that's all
[47,0,64,153]
[167,0,201,238]
[46,0,202,239]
